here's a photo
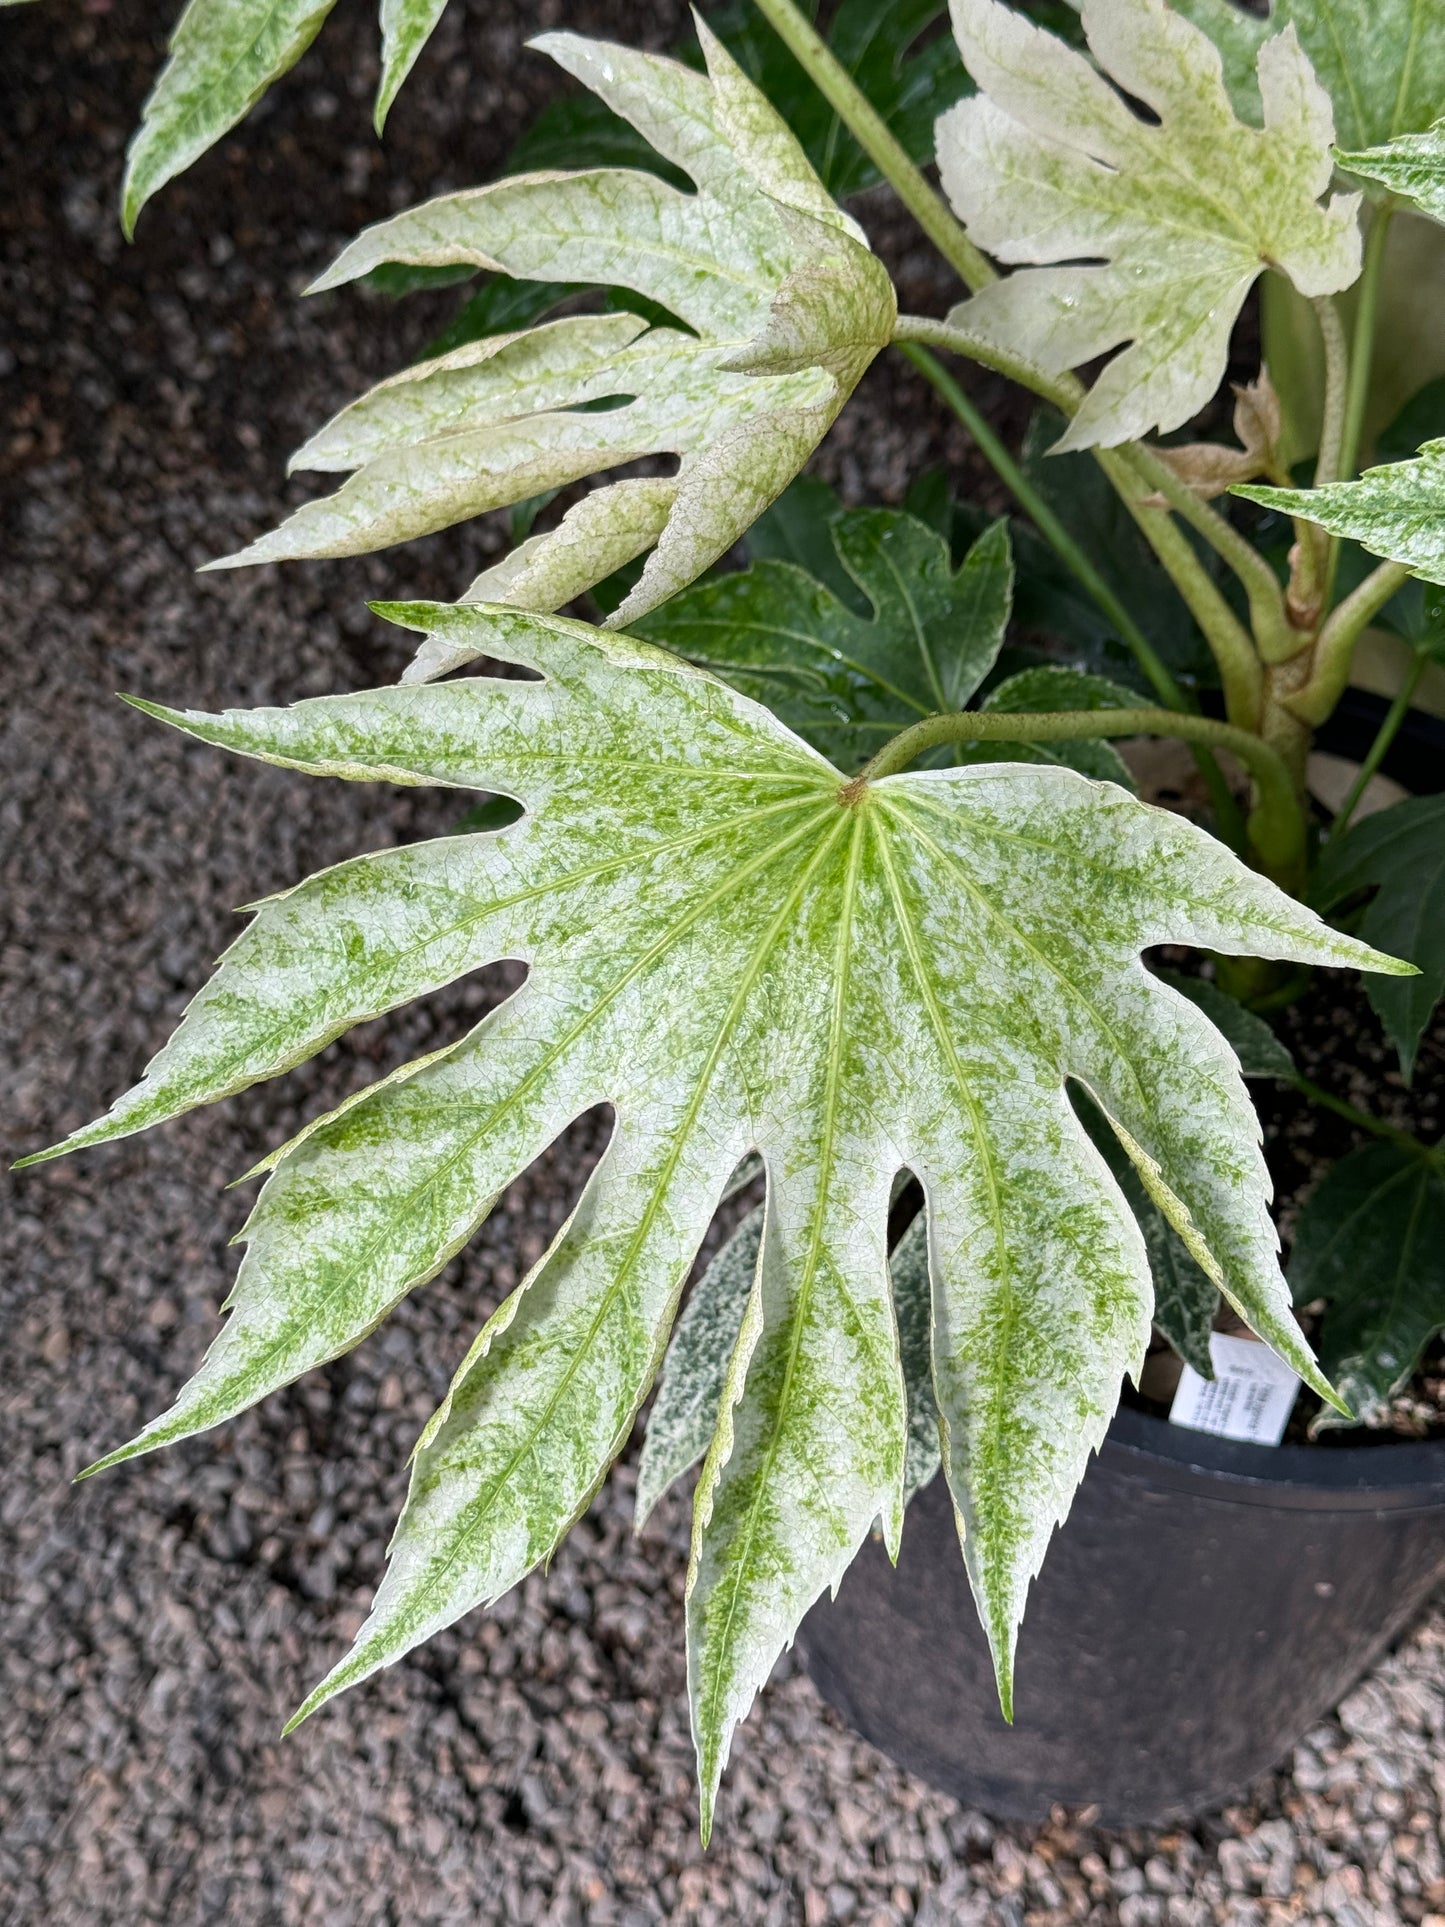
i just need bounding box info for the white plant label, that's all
[1169,1332,1301,1446]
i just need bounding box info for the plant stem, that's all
[1311,297,1349,488]
[1289,1071,1434,1153]
[1095,448,1265,731]
[1330,652,1426,836]
[1321,204,1396,611]
[1292,558,1413,724]
[1125,441,1298,664]
[899,344,1183,706]
[747,0,996,293]
[851,705,1306,883]
[894,314,1077,417]
[1337,203,1395,486]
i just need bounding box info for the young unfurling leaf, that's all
[204,30,896,626]
[935,0,1361,449]
[26,603,1402,1833]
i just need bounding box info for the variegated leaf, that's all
[1336,122,1445,226]
[376,0,447,132]
[122,0,337,237]
[1172,0,1445,156]
[1238,444,1445,585]
[206,28,895,622]
[936,0,1361,449]
[26,602,1404,1833]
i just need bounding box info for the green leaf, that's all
[742,475,862,609]
[205,29,896,624]
[1237,442,1445,586]
[1337,121,1445,225]
[635,1206,763,1529]
[29,603,1403,1826]
[121,0,338,237]
[631,513,1013,772]
[957,666,1140,790]
[503,91,695,192]
[1290,1140,1445,1428]
[1314,795,1445,1076]
[1173,0,1445,155]
[419,277,586,362]
[1072,1087,1218,1377]
[936,0,1362,449]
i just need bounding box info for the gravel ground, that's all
[3,3,1443,1922]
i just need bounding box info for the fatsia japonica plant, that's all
[28,0,1445,1838]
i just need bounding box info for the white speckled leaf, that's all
[121,0,337,237]
[1238,444,1445,585]
[1336,123,1445,226]
[1173,0,1445,155]
[29,602,1404,1830]
[208,28,894,616]
[936,0,1361,448]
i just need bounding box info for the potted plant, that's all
[23,0,1445,1835]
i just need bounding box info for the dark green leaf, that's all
[504,91,694,191]
[420,276,587,362]
[1151,970,1297,1081]
[890,1212,942,1502]
[449,795,524,836]
[1290,1141,1445,1429]
[959,665,1140,790]
[742,476,862,611]
[632,513,1013,772]
[360,261,480,299]
[1073,1088,1218,1378]
[1314,796,1445,1077]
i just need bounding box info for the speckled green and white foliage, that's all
[1239,445,1445,586]
[1336,122,1445,227]
[120,0,460,234]
[205,28,896,627]
[1172,0,1445,155]
[29,604,1404,1833]
[935,0,1362,450]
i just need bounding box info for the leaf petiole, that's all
[851,705,1306,885]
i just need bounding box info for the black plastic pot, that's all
[798,1405,1445,1825]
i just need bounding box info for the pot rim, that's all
[1103,1402,1445,1511]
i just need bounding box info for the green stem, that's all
[1323,204,1396,611]
[1096,448,1265,731]
[1311,296,1349,488]
[1289,1072,1433,1153]
[899,345,1181,706]
[747,0,996,292]
[1330,652,1426,836]
[1293,558,1413,725]
[1337,203,1395,486]
[1126,441,1297,664]
[900,344,1249,849]
[853,706,1305,883]
[894,314,1077,417]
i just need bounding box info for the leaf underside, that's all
[32,602,1401,1835]
[936,0,1360,449]
[206,29,895,627]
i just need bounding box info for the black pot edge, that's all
[1102,1402,1445,1509]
